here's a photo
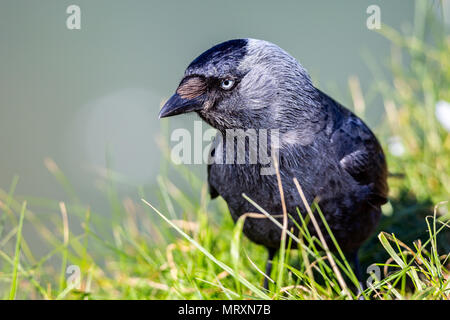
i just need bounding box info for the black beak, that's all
[158,93,205,119]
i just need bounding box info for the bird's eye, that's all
[220,79,235,90]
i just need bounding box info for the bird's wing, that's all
[320,91,389,205]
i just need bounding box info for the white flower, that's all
[435,100,450,132]
[438,205,448,216]
[387,136,405,157]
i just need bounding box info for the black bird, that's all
[159,39,388,290]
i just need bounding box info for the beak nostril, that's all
[176,76,207,100]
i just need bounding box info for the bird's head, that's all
[159,39,319,131]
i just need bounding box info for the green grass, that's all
[0,0,449,300]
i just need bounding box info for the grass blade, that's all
[141,198,270,299]
[9,201,26,300]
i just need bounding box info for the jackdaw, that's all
[159,39,388,290]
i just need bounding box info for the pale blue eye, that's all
[220,79,235,90]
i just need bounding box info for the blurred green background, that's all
[0,0,419,211]
[1,0,450,300]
